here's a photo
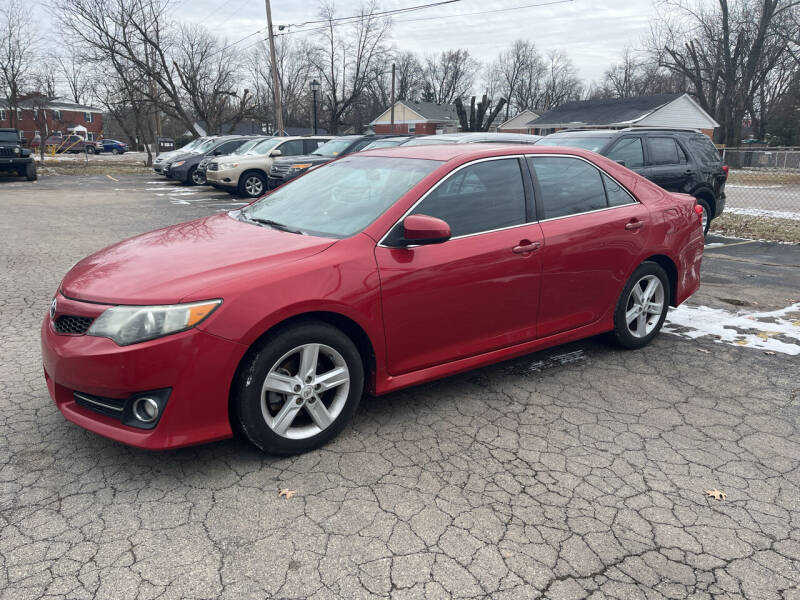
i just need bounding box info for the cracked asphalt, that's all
[2,174,800,599]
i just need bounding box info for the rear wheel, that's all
[86,146,96,154]
[238,171,267,198]
[233,322,364,455]
[695,197,711,236]
[613,262,670,349]
[111,148,120,155]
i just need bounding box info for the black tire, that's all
[184,166,198,186]
[695,197,711,236]
[233,321,365,455]
[25,162,37,181]
[612,261,670,350]
[191,167,206,186]
[86,146,96,154]
[238,170,267,198]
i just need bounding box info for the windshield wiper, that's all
[244,214,304,235]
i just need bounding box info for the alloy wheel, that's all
[245,176,263,196]
[192,169,205,185]
[260,343,350,440]
[625,274,665,338]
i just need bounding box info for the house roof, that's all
[371,100,459,125]
[528,93,685,128]
[498,109,540,130]
[1,96,104,113]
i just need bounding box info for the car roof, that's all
[360,143,601,162]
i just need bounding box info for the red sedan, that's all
[41,145,704,454]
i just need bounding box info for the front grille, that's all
[73,391,125,419]
[207,162,218,171]
[0,147,16,158]
[270,163,291,176]
[54,315,94,334]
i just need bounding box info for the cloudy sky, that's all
[178,0,658,83]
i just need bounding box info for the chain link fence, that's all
[721,147,800,216]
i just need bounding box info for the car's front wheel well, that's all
[643,255,678,307]
[228,312,376,432]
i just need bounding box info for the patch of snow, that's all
[725,184,784,189]
[724,207,800,221]
[664,303,800,355]
[704,242,726,249]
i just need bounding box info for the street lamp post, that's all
[310,79,320,135]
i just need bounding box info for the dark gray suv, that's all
[537,128,727,234]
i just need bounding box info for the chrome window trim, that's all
[377,152,638,247]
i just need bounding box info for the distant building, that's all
[0,95,104,143]
[527,93,718,137]
[494,109,540,134]
[370,100,460,135]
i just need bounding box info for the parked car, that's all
[206,135,331,198]
[97,139,128,154]
[197,136,272,185]
[165,136,255,185]
[267,135,404,189]
[401,132,542,146]
[33,134,98,154]
[536,128,727,234]
[0,128,36,180]
[42,144,704,454]
[153,137,214,175]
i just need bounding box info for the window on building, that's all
[53,109,62,121]
[87,132,95,141]
[84,112,93,123]
[0,109,6,121]
[409,123,416,133]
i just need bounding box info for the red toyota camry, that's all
[41,145,704,454]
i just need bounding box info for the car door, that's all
[375,157,544,376]
[529,155,651,339]
[645,136,693,193]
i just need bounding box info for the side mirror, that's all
[270,149,282,157]
[402,214,451,245]
[615,160,627,167]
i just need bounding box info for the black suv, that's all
[537,128,726,234]
[0,128,36,181]
[267,134,403,189]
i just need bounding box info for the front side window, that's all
[529,156,608,219]
[247,138,281,155]
[410,158,526,237]
[277,139,304,156]
[242,156,441,238]
[214,140,246,155]
[606,137,644,167]
[647,137,684,165]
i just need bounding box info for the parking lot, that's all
[1,173,799,599]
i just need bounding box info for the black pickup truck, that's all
[0,128,37,181]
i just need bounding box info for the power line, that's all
[286,0,463,28]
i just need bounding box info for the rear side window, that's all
[602,173,635,207]
[606,137,644,168]
[688,135,722,165]
[646,137,687,165]
[529,157,607,219]
[303,139,325,153]
[411,158,526,237]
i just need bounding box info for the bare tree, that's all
[0,0,36,129]
[56,52,91,104]
[539,50,582,110]
[454,94,506,131]
[310,0,391,134]
[487,40,542,120]
[422,49,478,105]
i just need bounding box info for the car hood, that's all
[61,213,337,305]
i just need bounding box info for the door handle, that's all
[512,241,541,254]
[625,220,645,230]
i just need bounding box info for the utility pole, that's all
[390,63,396,134]
[264,0,284,135]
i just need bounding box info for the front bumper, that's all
[153,163,165,174]
[41,293,247,450]
[205,170,237,188]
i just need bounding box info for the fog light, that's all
[132,397,159,423]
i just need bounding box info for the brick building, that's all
[370,101,459,135]
[0,95,104,144]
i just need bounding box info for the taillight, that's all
[722,165,729,179]
[694,204,704,224]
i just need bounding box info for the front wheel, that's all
[111,148,120,155]
[233,322,364,455]
[613,262,670,349]
[25,162,37,181]
[191,167,206,186]
[238,171,267,198]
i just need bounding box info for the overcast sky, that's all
[178,0,657,83]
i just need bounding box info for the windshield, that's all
[179,138,203,152]
[234,138,264,155]
[363,138,408,150]
[240,156,441,238]
[312,138,354,157]
[401,136,458,146]
[0,131,19,142]
[193,138,219,154]
[536,136,613,152]
[247,138,281,155]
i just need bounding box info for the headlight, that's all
[14,147,21,154]
[87,300,221,346]
[290,163,312,170]
[172,160,185,167]
[220,162,238,170]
